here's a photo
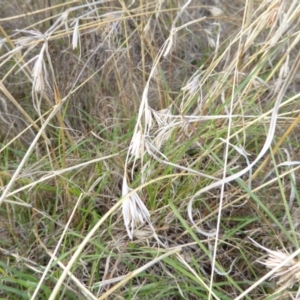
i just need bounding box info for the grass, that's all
[1,0,300,299]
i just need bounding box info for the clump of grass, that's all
[1,0,300,299]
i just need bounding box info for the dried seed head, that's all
[72,19,80,50]
[122,177,151,240]
[208,7,223,17]
[32,43,47,92]
[251,238,300,289]
[129,129,145,159]
[265,0,284,28]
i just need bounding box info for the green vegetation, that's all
[1,0,300,299]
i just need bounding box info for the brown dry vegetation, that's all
[1,0,300,299]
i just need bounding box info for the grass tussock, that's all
[1,0,300,299]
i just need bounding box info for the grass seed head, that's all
[252,239,300,290]
[122,177,151,240]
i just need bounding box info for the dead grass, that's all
[1,0,300,299]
